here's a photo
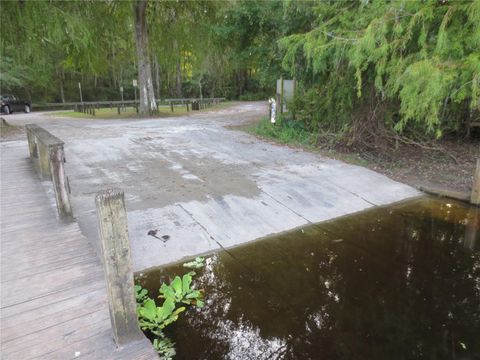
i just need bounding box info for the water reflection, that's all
[138,198,480,360]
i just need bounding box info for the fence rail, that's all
[32,97,226,115]
[25,124,73,220]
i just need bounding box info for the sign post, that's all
[78,82,83,104]
[132,79,138,103]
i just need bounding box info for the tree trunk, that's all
[154,54,161,99]
[134,0,157,115]
[174,40,182,98]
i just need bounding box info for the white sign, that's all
[269,98,276,124]
[276,79,295,101]
[132,79,138,87]
[120,86,124,92]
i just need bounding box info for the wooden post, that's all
[292,77,297,121]
[186,102,189,112]
[95,189,143,346]
[26,126,38,158]
[280,76,284,114]
[117,106,121,115]
[170,102,174,112]
[49,144,73,220]
[471,158,480,205]
[37,142,51,179]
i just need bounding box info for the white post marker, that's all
[269,97,276,125]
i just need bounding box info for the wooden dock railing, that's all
[24,128,150,350]
[25,124,73,220]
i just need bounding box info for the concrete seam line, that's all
[324,179,377,207]
[260,189,313,224]
[175,203,218,247]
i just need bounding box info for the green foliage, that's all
[137,298,186,337]
[152,337,176,360]
[2,0,477,141]
[159,271,205,308]
[279,1,480,140]
[136,257,206,358]
[249,116,315,146]
[135,284,149,304]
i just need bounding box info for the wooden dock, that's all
[0,140,157,359]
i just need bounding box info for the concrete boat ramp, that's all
[4,102,420,272]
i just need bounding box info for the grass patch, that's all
[244,116,373,168]
[246,116,317,147]
[54,106,186,119]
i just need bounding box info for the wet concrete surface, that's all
[4,103,420,271]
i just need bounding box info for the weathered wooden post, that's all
[186,102,190,112]
[49,144,73,220]
[471,158,480,205]
[170,101,174,112]
[117,106,121,115]
[95,189,144,346]
[25,125,38,158]
[280,76,284,114]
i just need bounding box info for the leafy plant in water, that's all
[136,257,206,358]
[153,337,176,360]
[135,284,149,304]
[159,271,205,308]
[137,298,186,337]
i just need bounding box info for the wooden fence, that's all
[32,98,225,115]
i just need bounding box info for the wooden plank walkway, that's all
[0,140,157,360]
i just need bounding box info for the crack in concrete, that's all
[175,203,218,248]
[325,179,378,207]
[176,202,267,282]
[260,188,313,224]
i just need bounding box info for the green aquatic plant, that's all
[137,298,186,336]
[159,271,205,308]
[135,284,149,304]
[136,257,206,358]
[152,337,176,360]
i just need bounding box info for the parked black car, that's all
[1,94,31,114]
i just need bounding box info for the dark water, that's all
[136,198,480,360]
